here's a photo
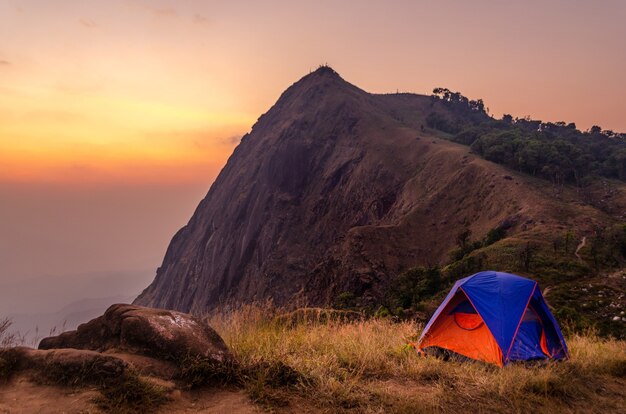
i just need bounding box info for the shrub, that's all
[0,354,18,382]
[93,372,170,414]
[178,354,241,388]
[386,266,442,310]
[334,292,357,309]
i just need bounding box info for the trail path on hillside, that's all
[575,236,587,261]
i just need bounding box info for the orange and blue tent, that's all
[417,271,568,366]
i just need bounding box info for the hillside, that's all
[135,67,626,334]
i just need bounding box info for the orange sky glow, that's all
[1,0,625,185]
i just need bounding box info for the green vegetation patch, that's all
[428,87,626,185]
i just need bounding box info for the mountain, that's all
[135,67,626,320]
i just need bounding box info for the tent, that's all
[417,270,568,366]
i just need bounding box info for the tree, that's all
[519,242,536,271]
[387,267,442,309]
[457,228,472,250]
[564,230,575,254]
[428,90,626,185]
[589,125,602,134]
[484,226,507,245]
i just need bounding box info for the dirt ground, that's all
[0,375,261,414]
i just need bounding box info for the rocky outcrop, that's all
[0,347,128,384]
[38,304,230,363]
[133,66,614,314]
[1,304,231,386]
[1,306,238,412]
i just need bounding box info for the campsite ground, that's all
[1,306,625,413]
[0,380,260,414]
[207,306,625,414]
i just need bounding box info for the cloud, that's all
[145,130,243,151]
[79,19,98,29]
[193,14,209,25]
[194,134,242,149]
[223,135,242,145]
[0,60,10,66]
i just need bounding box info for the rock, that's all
[39,304,230,363]
[613,316,621,321]
[0,347,128,383]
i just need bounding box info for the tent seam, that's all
[537,289,570,359]
[504,282,537,363]
[529,306,552,358]
[417,284,461,345]
[459,286,504,366]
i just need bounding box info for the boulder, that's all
[38,304,230,363]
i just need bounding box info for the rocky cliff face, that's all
[133,67,596,313]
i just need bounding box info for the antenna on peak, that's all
[315,64,338,75]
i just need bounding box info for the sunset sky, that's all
[1,1,625,315]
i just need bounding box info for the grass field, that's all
[2,307,625,413]
[207,306,626,414]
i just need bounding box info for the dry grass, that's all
[93,371,170,414]
[0,318,20,348]
[207,305,626,413]
[0,318,20,382]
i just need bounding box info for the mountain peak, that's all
[273,65,364,108]
[311,65,340,77]
[293,65,350,89]
[256,65,361,124]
